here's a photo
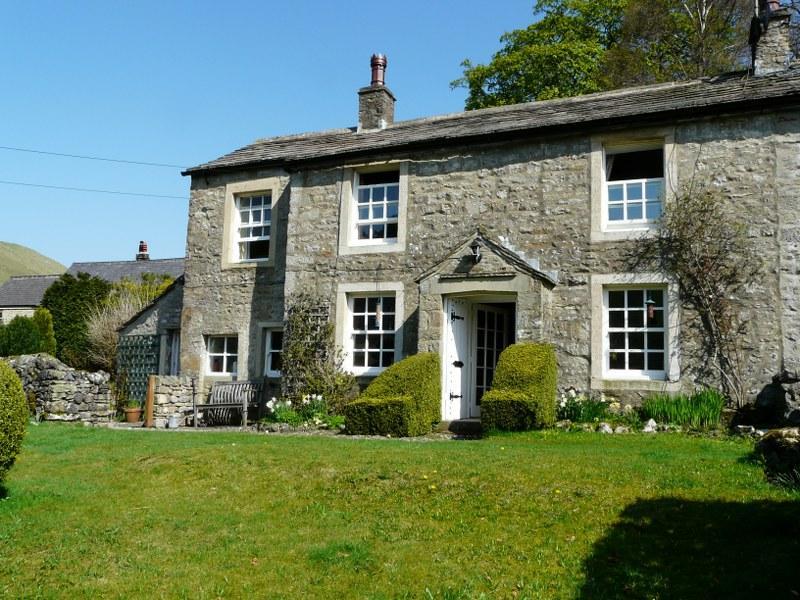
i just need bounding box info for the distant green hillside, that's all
[0,242,65,285]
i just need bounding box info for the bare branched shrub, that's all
[629,184,760,408]
[86,292,150,372]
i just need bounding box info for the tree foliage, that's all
[0,317,42,357]
[86,274,175,373]
[629,184,760,407]
[31,308,56,356]
[41,273,112,370]
[0,360,27,485]
[454,0,754,109]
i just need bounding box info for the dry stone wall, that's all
[152,375,196,428]
[6,354,112,423]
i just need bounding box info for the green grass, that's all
[642,389,726,429]
[1,425,798,599]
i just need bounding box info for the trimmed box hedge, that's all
[344,353,440,437]
[481,343,557,431]
[0,360,28,483]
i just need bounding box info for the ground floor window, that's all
[262,328,283,377]
[605,287,666,378]
[349,295,396,372]
[206,335,238,375]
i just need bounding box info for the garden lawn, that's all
[1,425,798,599]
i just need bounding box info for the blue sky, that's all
[0,0,536,266]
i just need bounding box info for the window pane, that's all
[648,352,665,371]
[358,225,371,240]
[629,352,645,370]
[609,311,625,328]
[264,208,272,222]
[629,332,645,349]
[648,310,664,328]
[239,197,250,208]
[627,182,643,201]
[645,179,663,200]
[487,312,495,329]
[368,297,380,312]
[373,187,385,202]
[382,334,394,349]
[647,332,664,350]
[360,171,399,186]
[358,207,369,220]
[627,204,643,220]
[367,315,379,330]
[368,352,380,367]
[252,210,261,223]
[387,202,398,218]
[383,297,395,312]
[645,201,662,220]
[227,337,238,353]
[271,354,282,373]
[386,223,398,238]
[608,291,625,308]
[648,289,664,306]
[608,206,624,221]
[372,205,384,219]
[358,189,370,203]
[382,352,394,367]
[209,338,224,353]
[628,310,644,328]
[609,332,626,350]
[248,240,270,259]
[609,352,625,369]
[271,331,283,350]
[382,314,395,330]
[226,356,237,373]
[240,211,250,224]
[606,148,663,180]
[210,356,223,372]
[386,184,399,201]
[608,184,624,202]
[354,334,366,349]
[372,224,385,238]
[628,290,644,306]
[353,352,365,367]
[477,328,484,346]
[368,334,380,349]
[353,315,365,330]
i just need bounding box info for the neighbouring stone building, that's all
[172,8,799,420]
[0,275,60,324]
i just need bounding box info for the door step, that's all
[438,418,483,435]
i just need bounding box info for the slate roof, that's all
[184,68,800,176]
[0,275,61,308]
[67,258,184,283]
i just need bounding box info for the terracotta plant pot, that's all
[124,407,143,423]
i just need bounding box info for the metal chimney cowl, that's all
[358,53,396,131]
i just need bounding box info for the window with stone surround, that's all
[262,328,283,378]
[604,287,667,379]
[348,295,397,373]
[206,335,238,375]
[354,170,399,244]
[604,146,664,226]
[235,193,271,261]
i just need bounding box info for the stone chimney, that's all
[358,54,396,131]
[136,240,150,261]
[753,3,794,75]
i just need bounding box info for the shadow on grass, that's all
[579,498,800,599]
[0,484,7,500]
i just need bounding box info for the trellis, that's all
[117,335,160,402]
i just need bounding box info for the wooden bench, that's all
[193,381,265,428]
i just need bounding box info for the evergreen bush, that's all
[31,307,57,356]
[0,316,43,357]
[345,353,440,437]
[481,343,557,431]
[0,360,28,484]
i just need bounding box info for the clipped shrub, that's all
[642,388,725,429]
[344,396,416,437]
[31,307,57,356]
[482,343,557,431]
[0,360,28,484]
[345,353,441,437]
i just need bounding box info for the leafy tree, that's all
[31,307,56,356]
[0,317,42,357]
[41,273,111,370]
[453,0,754,109]
[0,360,27,485]
[85,275,174,373]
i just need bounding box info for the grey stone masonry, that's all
[152,375,196,428]
[358,85,396,131]
[6,354,112,423]
[755,9,795,75]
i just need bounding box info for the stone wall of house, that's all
[152,375,196,428]
[6,354,112,423]
[181,167,290,384]
[183,105,800,403]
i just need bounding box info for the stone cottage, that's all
[173,8,800,420]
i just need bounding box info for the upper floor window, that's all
[354,170,399,244]
[605,146,664,226]
[207,335,238,375]
[236,193,271,261]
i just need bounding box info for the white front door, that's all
[443,298,471,421]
